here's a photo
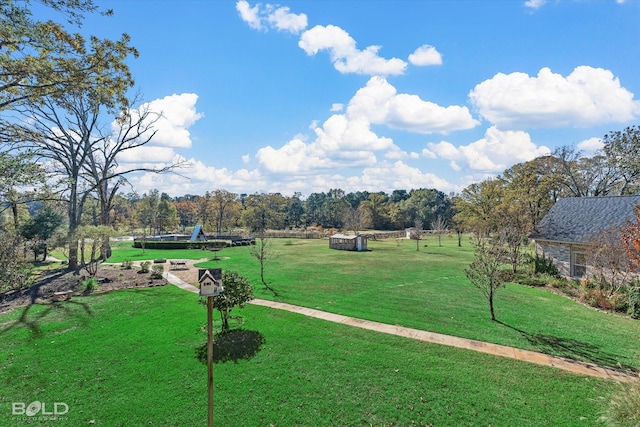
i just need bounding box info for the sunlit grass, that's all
[0,286,615,426]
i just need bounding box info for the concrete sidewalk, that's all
[164,271,636,383]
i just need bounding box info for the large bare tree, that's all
[13,91,186,269]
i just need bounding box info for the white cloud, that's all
[236,1,307,34]
[408,44,443,66]
[360,161,459,193]
[469,66,640,128]
[129,156,266,197]
[254,77,479,177]
[425,126,551,172]
[298,25,407,76]
[330,103,344,112]
[255,113,390,174]
[524,0,546,9]
[236,1,262,30]
[117,146,176,163]
[577,137,604,152]
[349,77,478,133]
[266,5,308,33]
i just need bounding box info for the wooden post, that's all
[207,295,214,427]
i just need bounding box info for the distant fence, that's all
[263,231,324,239]
[262,230,407,240]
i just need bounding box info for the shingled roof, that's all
[530,196,640,244]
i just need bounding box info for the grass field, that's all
[0,285,616,426]
[3,235,639,425]
[134,235,640,372]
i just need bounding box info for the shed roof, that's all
[330,234,358,239]
[530,196,640,244]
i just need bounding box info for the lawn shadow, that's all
[196,328,266,364]
[497,321,637,372]
[0,299,93,339]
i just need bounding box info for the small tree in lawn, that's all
[431,215,448,247]
[249,236,277,295]
[211,270,253,332]
[410,219,424,251]
[465,235,511,321]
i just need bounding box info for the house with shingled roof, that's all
[530,196,640,279]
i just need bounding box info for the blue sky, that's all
[76,0,640,197]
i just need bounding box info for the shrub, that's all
[151,265,164,279]
[121,259,133,269]
[132,240,229,250]
[628,284,640,319]
[140,261,151,273]
[82,277,98,291]
[534,253,559,276]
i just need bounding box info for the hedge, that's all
[132,240,229,250]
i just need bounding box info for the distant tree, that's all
[321,189,349,229]
[431,215,448,247]
[464,236,511,322]
[0,151,45,231]
[283,193,304,229]
[303,192,326,226]
[0,231,34,293]
[174,198,197,230]
[156,193,179,234]
[400,188,452,229]
[454,179,504,241]
[344,191,370,209]
[390,189,409,203]
[241,193,286,233]
[342,205,371,235]
[602,125,640,195]
[361,192,391,230]
[20,205,64,261]
[410,219,424,251]
[211,270,254,332]
[210,189,241,235]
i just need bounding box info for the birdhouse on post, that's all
[198,268,223,297]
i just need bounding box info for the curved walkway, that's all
[164,271,636,383]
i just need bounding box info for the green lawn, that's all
[0,285,615,426]
[181,236,640,371]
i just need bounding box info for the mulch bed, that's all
[0,264,168,314]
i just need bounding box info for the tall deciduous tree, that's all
[342,205,371,235]
[602,125,640,195]
[453,178,504,241]
[0,1,137,113]
[210,189,240,235]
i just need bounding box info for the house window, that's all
[571,249,587,278]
